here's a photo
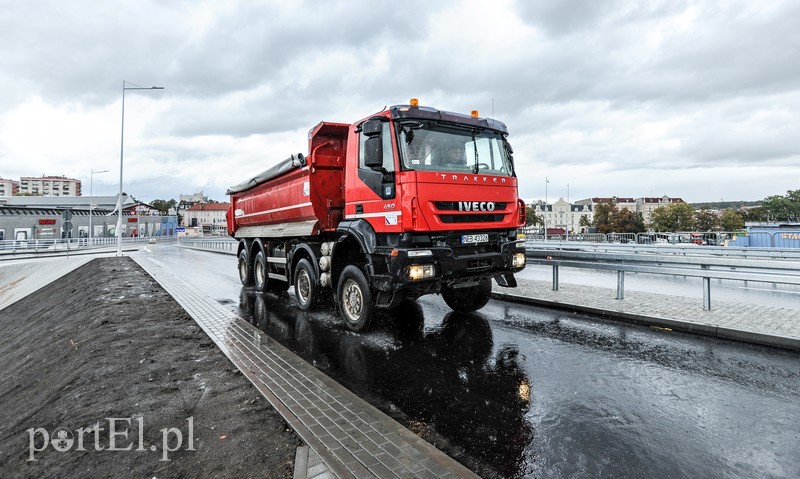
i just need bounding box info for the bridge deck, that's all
[494,278,800,351]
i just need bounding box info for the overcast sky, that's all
[1,0,798,204]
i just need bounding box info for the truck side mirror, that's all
[362,119,383,137]
[364,136,383,168]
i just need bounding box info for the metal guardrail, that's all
[526,241,800,310]
[0,236,176,257]
[178,237,237,254]
[523,230,800,248]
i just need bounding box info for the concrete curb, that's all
[492,291,800,352]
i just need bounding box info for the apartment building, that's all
[19,175,82,196]
[0,178,18,196]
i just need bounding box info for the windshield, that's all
[396,121,514,176]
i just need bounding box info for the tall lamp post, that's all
[89,169,109,245]
[116,80,164,256]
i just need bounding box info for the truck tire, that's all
[441,278,492,312]
[337,265,374,333]
[294,258,319,310]
[254,250,268,292]
[238,249,254,286]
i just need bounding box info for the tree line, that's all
[525,189,799,234]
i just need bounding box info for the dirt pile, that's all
[0,257,299,478]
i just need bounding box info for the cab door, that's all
[345,119,401,232]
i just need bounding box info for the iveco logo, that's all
[459,201,496,212]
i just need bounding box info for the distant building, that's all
[636,196,685,224]
[0,194,136,212]
[575,197,638,213]
[0,193,178,241]
[182,202,230,232]
[533,198,594,233]
[177,191,209,222]
[0,178,19,196]
[19,175,82,196]
[532,195,686,232]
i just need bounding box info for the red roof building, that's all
[182,202,231,230]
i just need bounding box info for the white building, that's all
[534,198,594,233]
[182,202,230,232]
[19,175,82,196]
[0,178,18,196]
[636,196,686,224]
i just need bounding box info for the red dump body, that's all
[226,122,349,237]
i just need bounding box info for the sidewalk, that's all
[493,277,800,351]
[0,256,92,312]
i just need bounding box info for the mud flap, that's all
[494,273,517,288]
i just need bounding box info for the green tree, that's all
[613,210,646,233]
[694,209,719,231]
[150,198,177,214]
[762,189,800,221]
[719,209,745,231]
[650,202,696,231]
[579,214,591,230]
[592,203,616,233]
[525,206,542,227]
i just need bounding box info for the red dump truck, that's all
[226,100,527,332]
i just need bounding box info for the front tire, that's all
[441,278,492,312]
[337,265,374,333]
[238,248,254,286]
[294,258,319,311]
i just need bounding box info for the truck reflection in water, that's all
[239,290,533,478]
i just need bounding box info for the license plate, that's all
[462,234,489,244]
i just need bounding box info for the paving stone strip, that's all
[0,257,93,312]
[494,277,800,351]
[132,254,477,479]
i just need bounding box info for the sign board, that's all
[62,209,73,221]
[176,227,186,232]
[63,221,73,232]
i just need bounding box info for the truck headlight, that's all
[407,264,436,281]
[513,253,526,268]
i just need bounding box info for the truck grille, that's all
[439,214,506,223]
[434,201,508,211]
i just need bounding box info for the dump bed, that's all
[226,122,349,238]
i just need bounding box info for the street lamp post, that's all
[116,80,164,256]
[89,169,109,245]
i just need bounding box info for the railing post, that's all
[703,277,711,310]
[616,271,625,300]
[552,264,559,291]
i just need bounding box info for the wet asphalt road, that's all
[142,246,800,478]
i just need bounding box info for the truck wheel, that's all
[254,250,268,292]
[337,265,374,333]
[238,249,254,286]
[294,258,318,310]
[441,278,492,312]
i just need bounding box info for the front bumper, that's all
[369,239,526,294]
